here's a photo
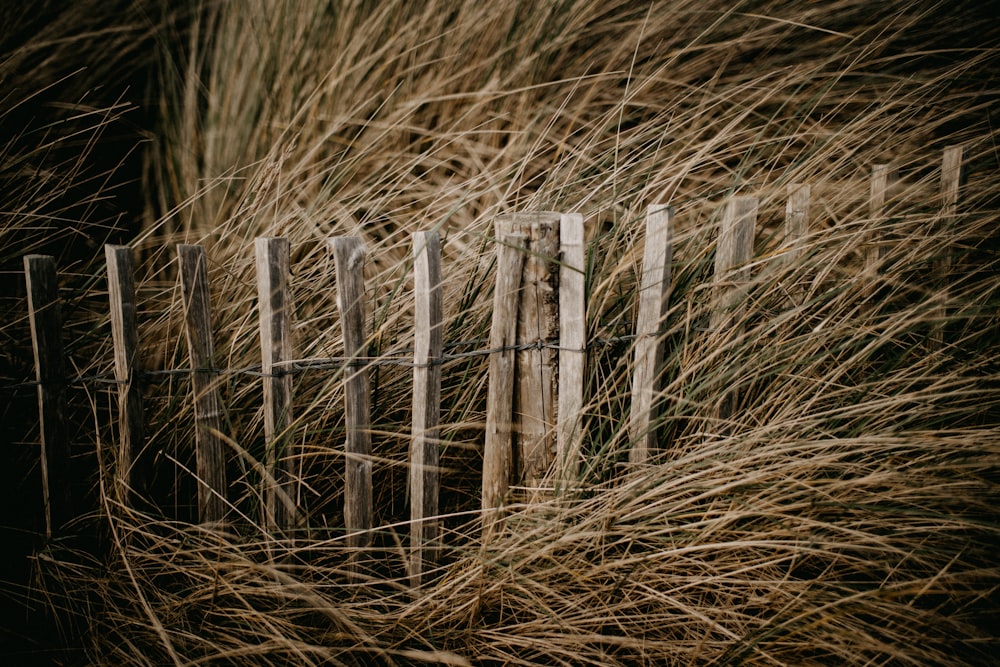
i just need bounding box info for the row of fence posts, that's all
[22,147,965,585]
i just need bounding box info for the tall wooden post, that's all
[711,197,758,424]
[409,231,442,586]
[557,213,586,484]
[105,245,146,505]
[865,164,899,289]
[177,244,228,525]
[24,255,70,539]
[330,237,373,555]
[783,184,811,305]
[482,234,527,540]
[629,205,674,463]
[255,237,296,534]
[495,212,560,494]
[934,145,965,347]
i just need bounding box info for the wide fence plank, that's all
[712,196,758,424]
[934,145,965,347]
[557,213,586,484]
[482,233,527,539]
[629,204,674,463]
[105,245,146,505]
[409,231,442,587]
[24,255,70,539]
[496,212,560,495]
[177,244,228,525]
[331,237,373,555]
[255,237,296,535]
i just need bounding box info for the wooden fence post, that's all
[177,244,228,525]
[783,184,811,268]
[934,145,965,347]
[409,231,442,587]
[866,164,899,279]
[783,184,811,305]
[629,205,674,463]
[483,234,527,539]
[495,212,560,495]
[24,255,70,539]
[105,245,146,505]
[940,145,965,221]
[557,213,586,485]
[255,237,296,535]
[330,237,373,555]
[711,197,758,424]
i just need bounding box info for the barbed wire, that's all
[0,332,643,392]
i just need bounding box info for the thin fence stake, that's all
[866,164,900,277]
[483,233,527,540]
[629,205,674,463]
[783,184,811,304]
[557,213,586,484]
[934,145,965,348]
[496,212,560,496]
[177,244,228,525]
[409,231,442,587]
[255,237,296,535]
[711,196,758,424]
[330,237,373,555]
[105,245,146,505]
[24,255,70,539]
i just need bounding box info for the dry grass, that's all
[5,0,1000,664]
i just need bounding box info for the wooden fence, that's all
[22,146,965,585]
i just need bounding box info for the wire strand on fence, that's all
[0,332,644,392]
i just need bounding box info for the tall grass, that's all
[12,0,1000,664]
[0,1,169,660]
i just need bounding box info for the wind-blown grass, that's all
[0,1,168,659]
[10,0,1000,664]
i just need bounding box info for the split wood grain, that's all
[711,197,757,424]
[177,244,228,525]
[482,233,527,540]
[628,205,674,463]
[410,231,442,587]
[106,245,146,505]
[497,212,560,493]
[331,237,373,552]
[255,237,296,534]
[557,213,586,484]
[24,255,70,539]
[866,164,899,276]
[782,184,811,305]
[934,145,965,348]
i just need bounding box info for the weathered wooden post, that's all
[410,231,442,586]
[711,197,758,424]
[934,145,965,347]
[783,184,811,304]
[557,213,586,484]
[330,237,373,558]
[482,233,526,539]
[105,245,146,505]
[24,255,70,539]
[177,244,228,525]
[865,164,900,287]
[494,212,560,497]
[629,204,674,463]
[255,237,296,534]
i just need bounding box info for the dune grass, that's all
[5,0,1000,664]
